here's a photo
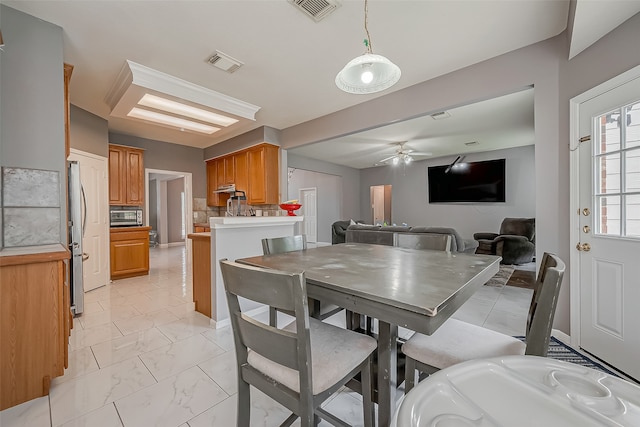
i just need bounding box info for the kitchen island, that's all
[188,216,303,327]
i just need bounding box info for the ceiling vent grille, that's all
[206,50,243,73]
[289,0,341,22]
[430,111,451,120]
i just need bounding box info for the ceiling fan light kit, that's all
[335,0,401,94]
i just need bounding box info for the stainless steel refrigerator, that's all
[68,161,85,315]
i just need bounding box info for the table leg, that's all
[377,320,398,427]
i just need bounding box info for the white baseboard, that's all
[168,242,185,247]
[551,328,570,344]
[211,305,269,329]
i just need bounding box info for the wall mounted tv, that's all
[428,158,506,203]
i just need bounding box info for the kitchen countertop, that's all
[0,243,69,266]
[209,216,303,229]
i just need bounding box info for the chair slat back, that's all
[525,252,566,356]
[220,259,311,371]
[393,233,452,252]
[262,235,307,255]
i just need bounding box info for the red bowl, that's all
[279,203,302,216]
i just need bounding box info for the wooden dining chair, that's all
[262,235,343,327]
[402,252,565,393]
[393,233,452,252]
[219,259,377,427]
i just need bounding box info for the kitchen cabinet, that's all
[0,245,71,411]
[234,151,249,196]
[206,160,218,206]
[205,143,279,206]
[206,158,229,207]
[109,144,144,206]
[187,233,211,317]
[224,156,235,184]
[110,226,151,279]
[247,143,279,205]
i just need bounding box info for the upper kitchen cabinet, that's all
[247,143,279,205]
[205,143,279,207]
[206,158,227,207]
[109,144,144,206]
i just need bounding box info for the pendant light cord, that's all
[364,0,373,53]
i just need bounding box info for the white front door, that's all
[576,72,640,380]
[69,150,109,292]
[299,188,317,243]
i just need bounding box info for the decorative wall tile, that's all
[192,198,206,211]
[3,207,60,246]
[2,167,60,207]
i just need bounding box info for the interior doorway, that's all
[145,168,193,253]
[370,185,392,225]
[299,187,317,243]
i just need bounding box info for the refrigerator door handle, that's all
[81,185,87,238]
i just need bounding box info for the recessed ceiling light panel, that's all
[138,94,238,127]
[127,107,220,134]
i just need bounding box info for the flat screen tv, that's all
[428,158,506,203]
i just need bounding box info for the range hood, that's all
[213,184,236,194]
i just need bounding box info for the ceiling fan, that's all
[377,142,431,166]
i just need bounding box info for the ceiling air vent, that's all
[206,50,243,73]
[430,111,451,120]
[289,0,341,22]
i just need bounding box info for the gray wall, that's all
[0,5,66,245]
[70,105,109,158]
[360,145,536,240]
[166,177,184,243]
[287,169,341,243]
[287,153,361,221]
[278,14,640,334]
[109,132,206,198]
[203,126,278,160]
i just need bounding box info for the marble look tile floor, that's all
[0,246,533,427]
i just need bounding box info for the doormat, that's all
[515,336,620,377]
[484,265,515,287]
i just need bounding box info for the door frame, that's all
[298,187,317,243]
[144,168,193,254]
[569,64,640,349]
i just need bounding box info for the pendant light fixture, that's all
[335,0,401,94]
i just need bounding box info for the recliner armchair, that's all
[474,218,535,265]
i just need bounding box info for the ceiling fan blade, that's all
[378,155,397,163]
[412,152,433,156]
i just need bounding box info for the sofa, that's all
[344,224,478,253]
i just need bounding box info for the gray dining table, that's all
[236,242,501,427]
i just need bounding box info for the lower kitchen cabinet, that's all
[0,244,71,411]
[187,233,211,317]
[110,226,151,279]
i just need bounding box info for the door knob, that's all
[583,225,591,233]
[576,243,591,252]
[582,208,591,216]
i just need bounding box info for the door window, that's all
[594,100,640,237]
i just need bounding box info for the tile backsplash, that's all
[192,197,281,224]
[2,167,61,247]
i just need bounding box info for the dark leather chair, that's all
[474,218,535,265]
[331,220,364,244]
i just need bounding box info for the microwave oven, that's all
[110,209,143,227]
